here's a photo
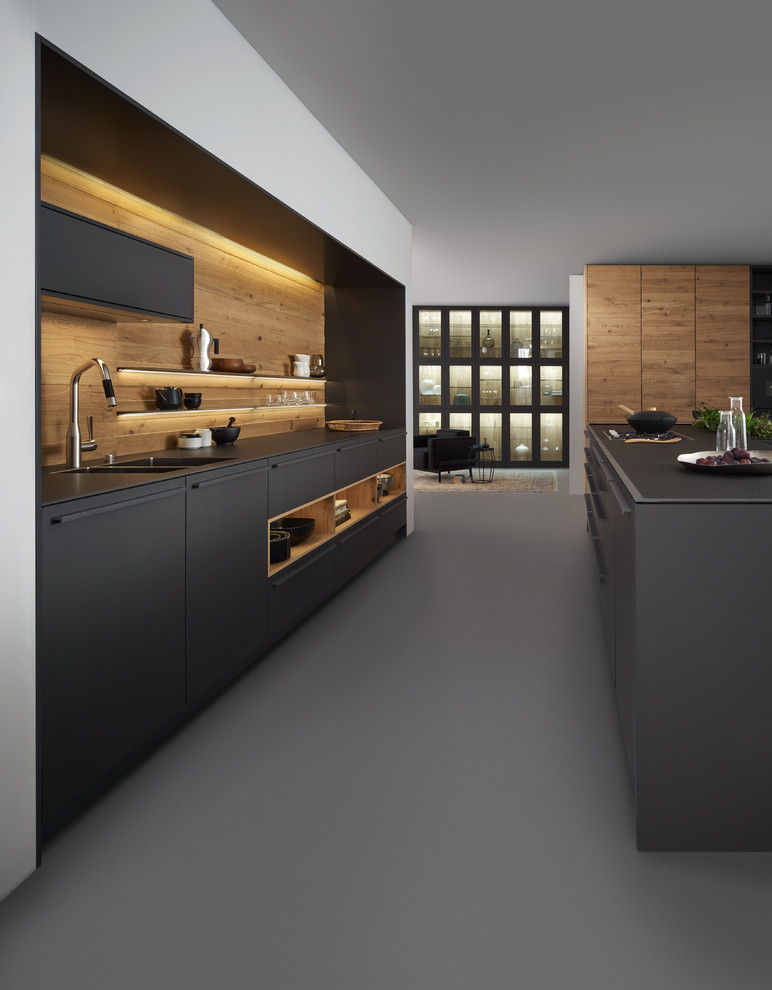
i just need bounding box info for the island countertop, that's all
[587,424,772,503]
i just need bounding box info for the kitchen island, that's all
[585,425,772,851]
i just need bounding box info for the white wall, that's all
[0,0,38,902]
[0,0,411,900]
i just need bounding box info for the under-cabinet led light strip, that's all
[116,404,327,419]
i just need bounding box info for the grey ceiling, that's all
[211,0,772,301]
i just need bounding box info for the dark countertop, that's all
[588,424,772,503]
[42,427,404,506]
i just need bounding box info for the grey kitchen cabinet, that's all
[40,482,187,839]
[185,462,269,701]
[585,425,772,850]
[39,203,194,321]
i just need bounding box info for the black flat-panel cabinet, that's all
[39,202,194,321]
[269,544,336,634]
[334,438,377,490]
[374,495,407,554]
[186,463,269,700]
[268,448,335,517]
[40,484,186,837]
[335,515,377,587]
[376,433,406,471]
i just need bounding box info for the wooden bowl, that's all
[211,357,245,373]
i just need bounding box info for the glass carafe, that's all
[729,396,747,451]
[716,411,735,452]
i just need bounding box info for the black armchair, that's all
[426,434,477,482]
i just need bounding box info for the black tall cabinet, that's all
[413,305,568,467]
[751,266,772,412]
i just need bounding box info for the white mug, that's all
[292,354,310,377]
[198,428,212,447]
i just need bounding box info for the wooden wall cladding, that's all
[585,264,750,425]
[585,265,642,423]
[641,266,696,422]
[695,266,750,410]
[40,156,326,466]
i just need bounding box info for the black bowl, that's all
[212,425,240,445]
[183,393,202,409]
[278,517,315,545]
[269,530,291,563]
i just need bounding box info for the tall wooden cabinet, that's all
[585,265,749,424]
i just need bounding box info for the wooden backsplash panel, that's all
[40,157,326,466]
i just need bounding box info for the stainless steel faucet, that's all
[66,358,117,468]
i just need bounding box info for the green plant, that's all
[692,404,772,440]
[750,411,772,440]
[692,404,720,432]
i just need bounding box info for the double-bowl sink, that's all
[57,456,233,475]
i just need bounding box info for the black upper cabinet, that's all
[38,202,194,321]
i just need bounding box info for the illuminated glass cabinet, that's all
[414,306,569,467]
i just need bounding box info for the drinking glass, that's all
[716,411,736,452]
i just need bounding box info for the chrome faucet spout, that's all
[66,358,117,469]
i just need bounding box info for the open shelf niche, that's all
[268,461,407,576]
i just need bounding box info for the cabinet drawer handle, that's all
[605,476,631,515]
[583,461,599,493]
[50,487,182,524]
[270,545,335,588]
[335,517,376,545]
[589,531,607,583]
[190,466,267,488]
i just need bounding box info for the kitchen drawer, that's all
[335,515,377,586]
[268,544,336,634]
[334,437,377,490]
[376,432,406,471]
[374,495,407,554]
[39,202,194,321]
[268,448,335,517]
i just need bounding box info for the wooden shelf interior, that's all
[267,462,406,576]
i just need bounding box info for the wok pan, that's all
[619,404,677,434]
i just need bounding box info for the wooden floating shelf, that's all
[117,366,325,384]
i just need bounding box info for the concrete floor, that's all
[2,474,772,988]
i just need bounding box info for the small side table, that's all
[471,443,495,484]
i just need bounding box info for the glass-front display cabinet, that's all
[413,305,569,466]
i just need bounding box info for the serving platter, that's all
[677,451,772,474]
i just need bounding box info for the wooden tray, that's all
[326,420,382,432]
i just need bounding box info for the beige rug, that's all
[413,468,558,493]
